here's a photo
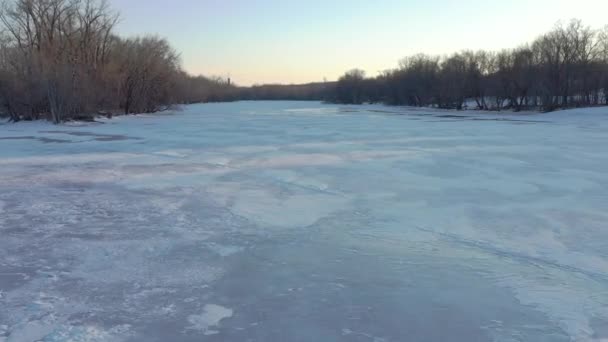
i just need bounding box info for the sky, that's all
[110,0,608,86]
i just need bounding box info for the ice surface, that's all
[1,101,608,341]
[187,304,233,335]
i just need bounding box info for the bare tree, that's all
[115,36,180,114]
[0,0,118,122]
[335,69,366,104]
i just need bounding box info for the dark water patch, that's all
[39,130,142,141]
[426,113,549,123]
[369,109,401,114]
[436,115,471,119]
[426,116,550,124]
[407,113,437,117]
[0,135,72,143]
[0,136,36,141]
[339,108,360,113]
[470,117,551,123]
[39,137,73,143]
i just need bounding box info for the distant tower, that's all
[227,77,231,86]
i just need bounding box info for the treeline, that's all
[239,82,334,101]
[2,3,605,123]
[332,20,608,111]
[0,0,237,123]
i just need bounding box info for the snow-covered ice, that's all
[1,101,607,341]
[187,304,233,335]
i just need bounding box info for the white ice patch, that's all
[153,149,192,158]
[220,145,279,154]
[236,153,344,169]
[260,170,329,192]
[205,181,350,228]
[233,150,418,170]
[496,272,606,342]
[207,243,244,257]
[187,304,233,335]
[231,189,350,228]
[0,152,141,166]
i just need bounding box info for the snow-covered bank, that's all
[1,101,607,341]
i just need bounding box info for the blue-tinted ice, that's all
[1,102,607,341]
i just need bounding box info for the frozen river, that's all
[1,101,607,341]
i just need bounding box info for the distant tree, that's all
[335,69,367,104]
[438,53,467,109]
[396,54,440,106]
[597,26,608,104]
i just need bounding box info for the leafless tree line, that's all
[0,0,235,123]
[334,20,608,111]
[2,5,604,121]
[241,82,332,101]
[177,74,238,103]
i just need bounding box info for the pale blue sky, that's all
[110,0,608,85]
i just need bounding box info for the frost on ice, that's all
[187,304,233,335]
[0,101,607,341]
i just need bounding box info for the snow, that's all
[1,101,607,341]
[187,304,233,335]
